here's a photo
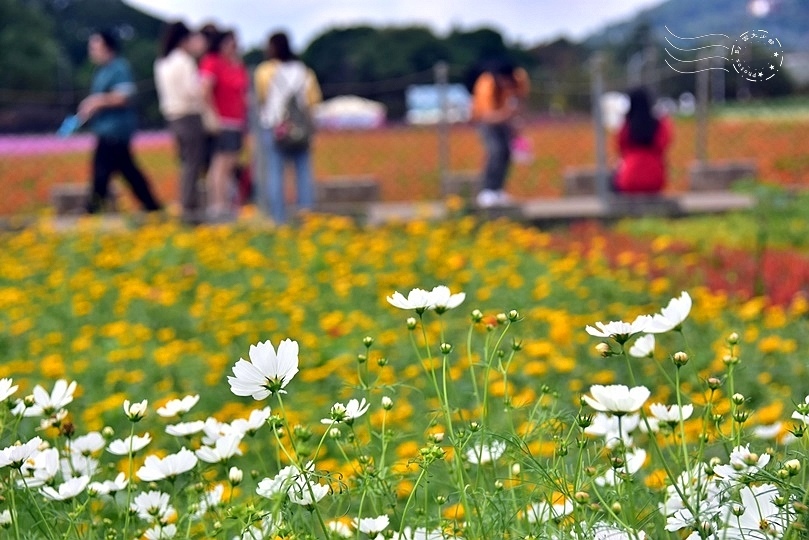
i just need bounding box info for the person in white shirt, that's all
[154,22,207,224]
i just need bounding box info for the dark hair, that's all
[267,32,296,62]
[93,29,120,54]
[160,21,191,58]
[208,29,234,54]
[626,87,659,146]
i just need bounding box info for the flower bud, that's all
[511,463,521,476]
[672,351,689,367]
[430,432,444,443]
[102,426,115,439]
[777,468,791,480]
[785,459,801,475]
[707,377,722,390]
[229,467,243,485]
[733,410,750,423]
[595,342,611,357]
[727,332,739,345]
[23,395,35,407]
[731,504,745,517]
[576,414,593,429]
[731,393,746,405]
[574,491,590,504]
[435,495,447,504]
[507,309,520,322]
[471,309,483,323]
[494,479,504,490]
[611,502,622,514]
[723,354,740,366]
[406,317,417,330]
[381,396,393,410]
[123,399,147,422]
[440,342,453,354]
[511,339,523,351]
[469,421,481,432]
[329,427,341,439]
[362,336,374,347]
[496,313,508,324]
[376,357,388,367]
[356,353,367,364]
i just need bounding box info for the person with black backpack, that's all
[255,31,322,224]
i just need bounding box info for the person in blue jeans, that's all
[78,30,161,214]
[254,32,322,223]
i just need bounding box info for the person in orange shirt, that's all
[471,60,530,208]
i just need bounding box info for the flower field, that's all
[1,116,809,215]
[1,213,809,538]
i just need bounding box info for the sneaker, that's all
[495,191,515,206]
[476,189,499,208]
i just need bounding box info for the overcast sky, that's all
[123,0,666,50]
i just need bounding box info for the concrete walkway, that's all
[0,190,755,233]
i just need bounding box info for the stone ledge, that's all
[50,183,119,215]
[688,160,757,191]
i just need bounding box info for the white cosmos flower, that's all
[628,334,655,358]
[591,522,647,540]
[791,394,809,425]
[720,484,791,539]
[0,509,11,526]
[131,490,176,524]
[18,447,59,487]
[165,420,205,437]
[0,437,43,469]
[40,475,90,501]
[88,472,128,495]
[156,395,199,418]
[24,380,77,417]
[386,288,432,312]
[353,515,390,535]
[0,378,18,402]
[60,453,99,478]
[713,444,770,483]
[193,484,225,518]
[195,433,243,463]
[585,315,653,344]
[466,440,506,464]
[321,398,370,425]
[143,524,177,540]
[201,417,235,445]
[752,422,783,440]
[584,412,640,448]
[136,448,198,482]
[525,499,574,523]
[595,448,647,486]
[123,399,148,421]
[107,433,152,455]
[231,407,271,436]
[69,432,106,456]
[256,462,329,505]
[583,385,651,414]
[391,527,447,540]
[327,521,353,538]
[428,285,465,313]
[645,291,692,334]
[228,339,299,400]
[649,403,694,425]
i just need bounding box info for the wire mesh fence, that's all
[1,62,808,217]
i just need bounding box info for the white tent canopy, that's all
[314,95,387,130]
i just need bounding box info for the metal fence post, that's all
[434,61,450,189]
[589,53,609,201]
[696,55,710,165]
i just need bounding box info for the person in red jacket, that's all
[614,88,673,194]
